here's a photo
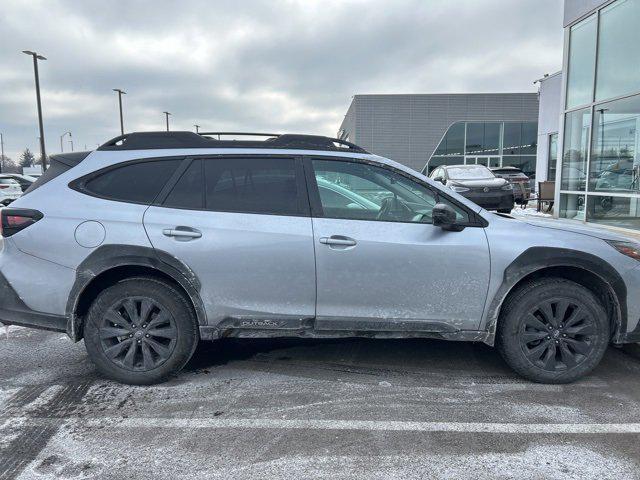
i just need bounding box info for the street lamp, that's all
[194,124,200,133]
[113,88,126,135]
[60,131,71,153]
[22,50,48,171]
[163,111,171,131]
[0,133,5,173]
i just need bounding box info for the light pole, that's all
[113,88,126,135]
[60,131,71,153]
[69,134,74,152]
[22,50,48,171]
[194,124,200,133]
[163,111,171,131]
[0,133,4,173]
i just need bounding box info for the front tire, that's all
[84,277,199,385]
[497,278,609,384]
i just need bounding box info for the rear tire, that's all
[497,278,609,384]
[84,277,199,385]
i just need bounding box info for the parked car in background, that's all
[490,166,531,206]
[430,164,514,213]
[0,173,37,192]
[0,176,23,205]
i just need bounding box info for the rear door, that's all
[143,155,316,327]
[306,157,491,332]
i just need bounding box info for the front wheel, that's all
[497,278,609,384]
[84,277,199,385]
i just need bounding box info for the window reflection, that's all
[589,96,640,193]
[548,133,558,181]
[587,195,640,229]
[566,14,597,108]
[561,108,591,191]
[434,122,465,156]
[596,0,640,101]
[560,193,586,220]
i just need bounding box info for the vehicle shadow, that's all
[183,337,514,380]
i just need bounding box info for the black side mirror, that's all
[432,203,464,231]
[433,176,444,184]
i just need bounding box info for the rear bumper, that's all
[462,191,514,211]
[0,270,67,333]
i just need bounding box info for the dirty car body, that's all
[1,131,639,385]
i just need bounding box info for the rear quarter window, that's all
[78,159,181,204]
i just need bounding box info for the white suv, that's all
[1,132,640,385]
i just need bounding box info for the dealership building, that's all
[548,0,640,232]
[337,93,539,177]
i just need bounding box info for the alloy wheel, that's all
[519,298,598,372]
[98,296,178,371]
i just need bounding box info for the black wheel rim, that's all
[98,296,177,372]
[519,298,598,372]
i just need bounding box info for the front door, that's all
[143,156,316,327]
[306,157,491,332]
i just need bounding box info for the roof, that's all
[97,131,369,154]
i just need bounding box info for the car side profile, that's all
[1,131,639,385]
[429,164,515,214]
[0,175,23,205]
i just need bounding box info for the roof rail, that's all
[97,131,369,153]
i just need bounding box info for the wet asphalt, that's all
[0,326,639,479]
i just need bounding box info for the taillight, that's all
[0,185,8,189]
[0,208,43,237]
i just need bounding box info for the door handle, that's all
[162,228,202,239]
[319,236,357,247]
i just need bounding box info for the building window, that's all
[560,193,586,220]
[426,121,538,177]
[433,122,465,156]
[586,195,640,229]
[548,133,558,181]
[465,122,500,156]
[595,0,640,101]
[589,95,640,194]
[560,108,591,191]
[566,14,597,109]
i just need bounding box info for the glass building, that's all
[559,0,640,231]
[424,121,538,178]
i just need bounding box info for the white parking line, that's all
[5,417,640,434]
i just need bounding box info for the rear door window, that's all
[204,157,304,215]
[162,159,204,209]
[82,159,181,204]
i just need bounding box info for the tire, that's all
[497,278,609,384]
[497,208,512,214]
[84,277,199,385]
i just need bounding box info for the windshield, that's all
[447,166,494,180]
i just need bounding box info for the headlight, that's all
[501,183,514,191]
[449,185,470,193]
[605,240,640,261]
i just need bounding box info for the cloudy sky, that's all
[0,0,563,162]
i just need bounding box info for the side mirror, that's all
[432,203,464,231]
[433,176,444,184]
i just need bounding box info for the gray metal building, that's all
[337,93,539,174]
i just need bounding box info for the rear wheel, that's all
[84,277,199,385]
[497,278,609,383]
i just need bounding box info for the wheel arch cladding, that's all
[485,247,626,346]
[66,245,206,341]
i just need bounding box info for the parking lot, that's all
[0,326,639,479]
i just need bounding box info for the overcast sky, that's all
[0,0,564,161]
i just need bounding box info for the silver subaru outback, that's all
[1,131,639,385]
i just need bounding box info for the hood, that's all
[450,177,507,188]
[517,215,640,243]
